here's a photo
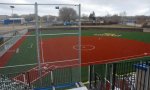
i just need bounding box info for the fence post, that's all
[88,65,92,89]
[145,65,150,90]
[104,64,108,89]
[26,72,31,88]
[88,65,94,89]
[94,72,99,88]
[78,4,82,82]
[111,63,116,90]
[50,70,55,90]
[35,2,42,86]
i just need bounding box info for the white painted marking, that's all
[30,44,33,48]
[98,37,101,40]
[28,43,33,48]
[16,48,19,53]
[73,45,95,51]
[144,53,148,55]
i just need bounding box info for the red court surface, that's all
[41,36,150,66]
[2,36,150,84]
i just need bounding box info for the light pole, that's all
[10,6,15,30]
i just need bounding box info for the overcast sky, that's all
[0,0,150,16]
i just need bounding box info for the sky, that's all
[0,0,150,16]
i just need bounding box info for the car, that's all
[64,21,78,26]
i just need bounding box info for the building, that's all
[0,15,9,20]
[3,18,26,25]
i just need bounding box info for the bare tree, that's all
[59,7,77,22]
[111,14,121,23]
[21,14,36,21]
[82,14,88,20]
[42,15,57,22]
[12,14,20,18]
[119,11,127,24]
[119,11,126,17]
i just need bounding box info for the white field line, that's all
[13,63,50,79]
[30,44,33,48]
[41,59,78,64]
[16,48,19,53]
[30,65,57,83]
[13,59,78,77]
[7,50,16,52]
[58,63,80,68]
[14,63,79,84]
[1,33,79,38]
[27,43,33,48]
[13,65,38,80]
[30,63,80,84]
[0,37,18,48]
[39,33,78,36]
[13,59,79,83]
[73,45,95,51]
[0,31,28,48]
[0,63,38,69]
[12,77,28,85]
[0,32,28,57]
[0,58,79,69]
[33,65,56,71]
[1,53,150,69]
[82,53,150,65]
[1,34,35,38]
[12,54,148,83]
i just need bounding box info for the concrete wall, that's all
[143,28,150,32]
[29,26,143,32]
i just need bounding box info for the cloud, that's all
[78,0,150,16]
[0,0,150,16]
[135,8,150,15]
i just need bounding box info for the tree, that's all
[119,11,127,24]
[135,15,147,24]
[82,14,88,20]
[12,14,20,18]
[59,7,77,22]
[119,11,126,17]
[89,11,96,21]
[42,15,57,22]
[21,14,35,21]
[111,14,121,23]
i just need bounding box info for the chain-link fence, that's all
[0,3,81,90]
[88,57,150,90]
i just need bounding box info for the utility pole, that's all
[10,5,15,30]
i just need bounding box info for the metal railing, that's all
[89,58,150,90]
[0,29,28,57]
[0,65,80,90]
[0,3,81,90]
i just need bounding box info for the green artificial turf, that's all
[1,29,150,87]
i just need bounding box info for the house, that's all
[0,15,9,20]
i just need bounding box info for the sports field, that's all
[0,28,150,88]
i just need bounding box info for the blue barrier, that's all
[134,63,149,71]
[34,82,77,90]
